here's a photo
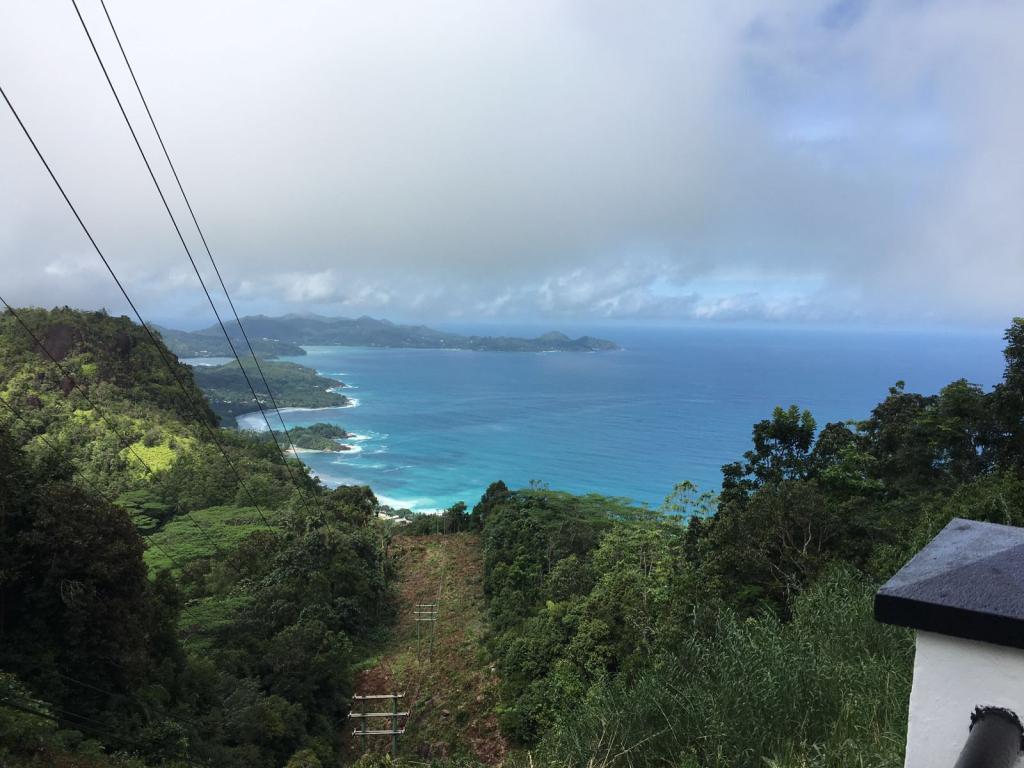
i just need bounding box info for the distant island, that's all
[157,314,619,358]
[273,422,355,452]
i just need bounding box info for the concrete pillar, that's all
[875,518,1024,768]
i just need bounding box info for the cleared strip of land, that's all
[347,532,507,764]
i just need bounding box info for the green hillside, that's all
[5,308,1024,768]
[153,324,306,359]
[0,307,393,768]
[189,359,350,425]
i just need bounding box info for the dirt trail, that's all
[347,532,507,764]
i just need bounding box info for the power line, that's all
[67,0,323,523]
[5,653,213,739]
[402,546,448,741]
[94,0,325,519]
[0,697,148,750]
[352,538,448,760]
[0,697,203,766]
[0,337,286,613]
[0,83,278,536]
[0,306,295,628]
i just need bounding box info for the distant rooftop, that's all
[875,518,1024,649]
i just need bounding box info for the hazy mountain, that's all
[161,314,619,356]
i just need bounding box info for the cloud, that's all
[1,0,1022,327]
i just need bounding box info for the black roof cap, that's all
[875,518,1024,649]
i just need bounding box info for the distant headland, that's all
[156,313,619,357]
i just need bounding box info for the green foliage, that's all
[0,309,394,768]
[121,436,183,476]
[286,747,323,768]
[322,484,380,526]
[471,480,511,529]
[272,422,353,451]
[401,501,477,536]
[659,479,716,517]
[116,488,173,532]
[483,317,1024,766]
[144,505,284,574]
[0,673,60,759]
[0,423,186,764]
[520,568,912,768]
[190,360,349,424]
[0,306,216,426]
[481,490,670,740]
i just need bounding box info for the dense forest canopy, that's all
[0,307,391,768]
[2,306,1024,767]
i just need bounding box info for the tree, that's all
[0,422,185,744]
[441,501,469,533]
[991,317,1024,469]
[471,480,511,530]
[746,405,817,484]
[708,480,843,612]
[721,406,817,507]
[660,481,716,518]
[323,485,378,526]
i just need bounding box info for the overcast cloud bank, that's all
[1,0,1021,328]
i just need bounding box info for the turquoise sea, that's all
[228,326,1006,513]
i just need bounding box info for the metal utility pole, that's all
[348,693,407,757]
[415,603,438,659]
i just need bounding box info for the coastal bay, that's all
[227,325,1005,513]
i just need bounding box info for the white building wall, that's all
[905,631,1024,768]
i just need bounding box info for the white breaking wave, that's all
[376,494,444,515]
[235,401,359,432]
[329,443,363,456]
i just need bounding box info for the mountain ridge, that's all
[159,314,619,356]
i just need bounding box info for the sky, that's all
[1,0,1022,330]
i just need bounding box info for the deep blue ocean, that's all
[223,326,1006,513]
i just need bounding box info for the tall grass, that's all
[519,568,913,768]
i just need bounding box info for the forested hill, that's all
[164,313,619,355]
[1,307,216,427]
[153,323,306,358]
[190,359,351,424]
[0,306,394,768]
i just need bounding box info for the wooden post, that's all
[349,693,407,753]
[360,694,367,751]
[391,693,399,757]
[415,603,438,659]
